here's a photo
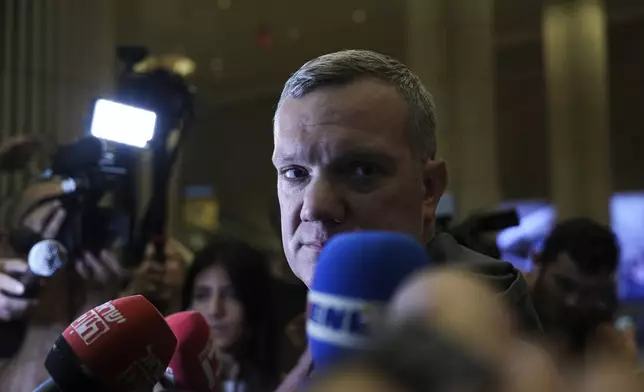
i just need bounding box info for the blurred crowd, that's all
[0,49,642,392]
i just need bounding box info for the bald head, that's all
[388,268,515,362]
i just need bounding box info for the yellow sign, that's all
[184,198,220,231]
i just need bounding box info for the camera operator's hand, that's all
[0,258,37,321]
[120,260,170,300]
[20,185,67,240]
[120,244,185,310]
[75,250,127,288]
[75,250,128,310]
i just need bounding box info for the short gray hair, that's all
[276,49,437,161]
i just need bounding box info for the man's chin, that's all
[294,251,319,288]
[299,265,316,288]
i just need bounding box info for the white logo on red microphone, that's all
[68,301,127,345]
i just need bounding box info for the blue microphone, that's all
[307,231,430,370]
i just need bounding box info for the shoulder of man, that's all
[427,233,543,334]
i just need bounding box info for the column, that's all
[1,0,17,202]
[0,0,115,226]
[542,0,611,223]
[406,0,451,166]
[447,0,500,216]
[54,0,116,144]
[406,0,500,219]
[0,0,115,164]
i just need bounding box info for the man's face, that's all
[532,252,617,333]
[272,79,445,286]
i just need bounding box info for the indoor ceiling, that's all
[113,0,644,106]
[115,0,405,106]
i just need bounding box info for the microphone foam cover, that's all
[308,231,429,369]
[165,311,222,392]
[58,295,177,391]
[27,239,67,277]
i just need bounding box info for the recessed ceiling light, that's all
[352,9,367,24]
[218,0,232,10]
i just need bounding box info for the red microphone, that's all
[162,311,233,392]
[39,295,177,391]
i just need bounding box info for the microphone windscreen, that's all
[45,295,177,392]
[308,231,429,370]
[27,240,68,277]
[164,311,223,392]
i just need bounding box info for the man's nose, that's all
[300,176,345,223]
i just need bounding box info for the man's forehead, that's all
[551,252,614,284]
[275,80,407,131]
[273,80,409,160]
[272,128,392,166]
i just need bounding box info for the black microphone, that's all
[1,239,68,299]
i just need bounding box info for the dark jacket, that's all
[427,233,543,334]
[274,233,543,392]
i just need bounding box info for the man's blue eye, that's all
[282,167,308,179]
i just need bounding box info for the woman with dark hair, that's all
[182,235,281,392]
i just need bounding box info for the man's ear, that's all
[422,159,447,208]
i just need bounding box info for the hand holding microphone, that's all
[0,239,68,321]
[0,258,37,321]
[0,184,68,323]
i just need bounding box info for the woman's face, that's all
[190,264,245,351]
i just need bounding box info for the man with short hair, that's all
[272,49,541,391]
[529,218,634,361]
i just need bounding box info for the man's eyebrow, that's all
[272,147,395,166]
[333,149,395,164]
[271,151,296,165]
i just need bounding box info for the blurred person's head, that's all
[389,268,565,391]
[273,49,447,286]
[388,268,514,363]
[307,322,499,392]
[182,234,278,383]
[531,218,619,345]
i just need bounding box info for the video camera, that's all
[13,46,195,263]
